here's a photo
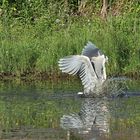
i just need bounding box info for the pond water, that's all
[0,78,140,140]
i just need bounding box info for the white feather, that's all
[58,55,98,92]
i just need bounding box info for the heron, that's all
[58,41,108,97]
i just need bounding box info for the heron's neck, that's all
[91,61,99,79]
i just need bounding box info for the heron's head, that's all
[91,55,108,82]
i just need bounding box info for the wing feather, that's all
[58,55,98,91]
[82,41,103,57]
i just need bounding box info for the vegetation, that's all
[0,2,140,138]
[0,0,140,79]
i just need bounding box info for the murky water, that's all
[0,78,140,140]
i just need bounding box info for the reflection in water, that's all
[0,79,140,139]
[60,98,110,139]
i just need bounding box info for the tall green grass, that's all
[0,12,140,78]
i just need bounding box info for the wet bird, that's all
[58,41,108,96]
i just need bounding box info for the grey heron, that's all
[58,41,108,96]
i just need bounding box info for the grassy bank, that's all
[0,2,140,79]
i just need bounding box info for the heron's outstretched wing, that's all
[58,55,98,89]
[82,41,103,57]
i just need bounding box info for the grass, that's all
[0,12,140,79]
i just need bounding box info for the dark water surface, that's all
[0,78,140,140]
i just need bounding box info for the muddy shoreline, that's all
[0,71,140,82]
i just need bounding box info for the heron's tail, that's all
[58,55,82,75]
